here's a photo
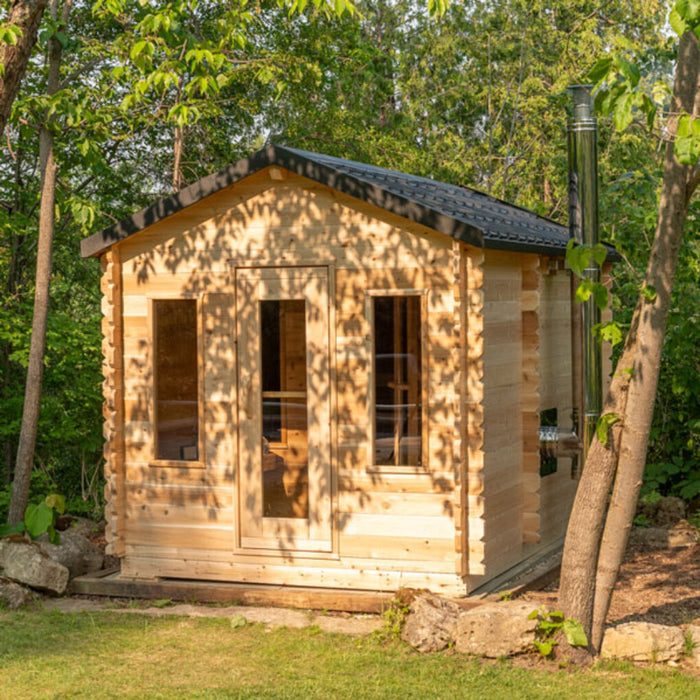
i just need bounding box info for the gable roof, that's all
[81,144,612,259]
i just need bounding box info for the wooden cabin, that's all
[81,145,613,597]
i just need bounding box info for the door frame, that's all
[233,264,336,555]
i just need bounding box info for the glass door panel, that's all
[260,299,309,519]
[236,267,332,552]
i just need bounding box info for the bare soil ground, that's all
[523,541,700,627]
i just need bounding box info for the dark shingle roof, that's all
[81,144,611,259]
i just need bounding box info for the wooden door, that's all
[236,267,332,552]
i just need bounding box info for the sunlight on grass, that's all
[1,609,699,699]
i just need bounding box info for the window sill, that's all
[149,459,206,470]
[367,464,429,475]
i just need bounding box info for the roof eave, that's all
[80,145,280,258]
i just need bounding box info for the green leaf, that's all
[533,640,554,656]
[613,91,635,132]
[614,56,640,87]
[677,114,692,138]
[24,502,55,539]
[427,0,449,18]
[0,25,23,46]
[597,412,622,446]
[527,609,541,620]
[670,7,690,37]
[598,322,623,347]
[562,619,588,647]
[45,493,66,515]
[675,0,700,26]
[675,134,698,164]
[593,283,609,312]
[575,280,594,304]
[592,244,607,267]
[641,284,658,302]
[130,40,147,61]
[586,57,613,84]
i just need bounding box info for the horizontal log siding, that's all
[537,267,577,547]
[112,167,464,593]
[479,250,524,580]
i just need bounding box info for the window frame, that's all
[149,295,205,469]
[365,289,429,474]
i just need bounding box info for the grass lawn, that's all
[1,608,699,699]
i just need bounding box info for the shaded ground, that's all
[523,542,700,627]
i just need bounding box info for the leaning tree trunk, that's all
[557,331,635,637]
[589,29,700,652]
[7,0,69,524]
[0,0,48,135]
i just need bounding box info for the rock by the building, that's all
[0,577,34,609]
[0,538,69,594]
[37,530,104,578]
[454,601,538,658]
[401,592,462,653]
[667,519,698,547]
[61,516,104,540]
[629,527,669,548]
[629,519,698,549]
[640,496,686,527]
[601,622,685,663]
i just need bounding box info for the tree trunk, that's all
[557,329,635,636]
[0,0,48,135]
[7,0,69,524]
[590,29,700,652]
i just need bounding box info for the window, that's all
[260,299,309,519]
[372,295,424,468]
[154,299,200,462]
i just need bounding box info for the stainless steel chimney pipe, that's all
[567,85,603,471]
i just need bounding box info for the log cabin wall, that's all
[474,250,527,582]
[536,264,577,547]
[463,252,580,589]
[462,247,486,578]
[520,254,542,548]
[109,166,467,594]
[101,249,126,557]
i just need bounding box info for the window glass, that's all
[155,300,199,461]
[373,296,422,467]
[260,300,309,519]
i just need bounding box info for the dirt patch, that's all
[522,541,700,628]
